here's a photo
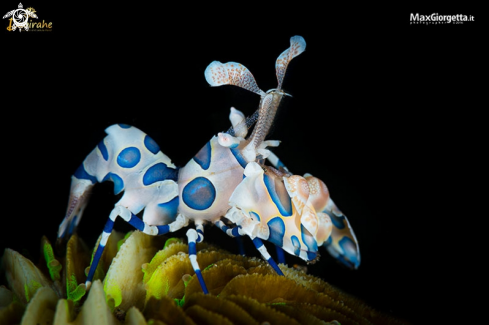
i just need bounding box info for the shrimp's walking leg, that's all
[186,220,209,294]
[85,206,188,290]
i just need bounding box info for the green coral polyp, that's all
[104,284,122,312]
[67,275,86,302]
[42,241,62,281]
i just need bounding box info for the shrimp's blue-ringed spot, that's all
[267,217,285,247]
[117,147,141,168]
[143,163,178,185]
[182,177,216,211]
[193,141,212,170]
[103,172,124,195]
[144,135,160,155]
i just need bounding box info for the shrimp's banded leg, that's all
[266,151,289,173]
[215,221,286,271]
[215,220,245,238]
[215,220,246,255]
[186,221,208,294]
[253,238,284,276]
[85,206,188,290]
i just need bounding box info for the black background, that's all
[0,3,484,324]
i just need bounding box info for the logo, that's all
[3,2,52,32]
[410,13,475,25]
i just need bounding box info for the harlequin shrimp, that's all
[57,35,359,299]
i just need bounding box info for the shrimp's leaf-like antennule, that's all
[276,35,306,90]
[204,61,266,97]
[205,36,306,163]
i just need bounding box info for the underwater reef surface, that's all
[0,231,409,324]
